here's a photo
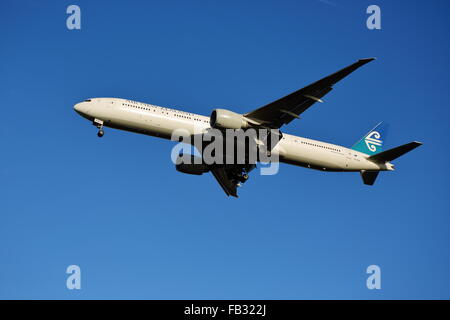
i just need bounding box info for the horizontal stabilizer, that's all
[360,170,379,186]
[369,141,422,163]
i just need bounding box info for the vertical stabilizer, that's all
[352,122,389,155]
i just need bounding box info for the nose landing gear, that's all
[93,119,104,138]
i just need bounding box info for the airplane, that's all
[74,58,422,197]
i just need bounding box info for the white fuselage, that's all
[74,98,393,172]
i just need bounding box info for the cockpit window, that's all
[84,99,91,102]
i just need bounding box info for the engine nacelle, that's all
[175,155,210,175]
[210,109,249,130]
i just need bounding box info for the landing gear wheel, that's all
[97,130,104,138]
[238,174,249,183]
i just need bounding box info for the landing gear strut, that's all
[93,119,104,138]
[237,173,249,183]
[228,167,252,185]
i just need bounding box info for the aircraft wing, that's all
[244,58,375,129]
[210,164,256,197]
[211,167,238,197]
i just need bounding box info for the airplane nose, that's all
[74,103,82,113]
[74,102,90,116]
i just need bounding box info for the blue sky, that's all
[1,0,449,299]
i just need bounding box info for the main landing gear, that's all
[93,119,104,138]
[227,167,252,186]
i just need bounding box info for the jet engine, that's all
[210,109,250,130]
[175,154,210,175]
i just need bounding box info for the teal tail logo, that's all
[364,131,382,152]
[352,122,388,155]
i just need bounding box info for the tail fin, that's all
[369,141,422,163]
[351,122,389,155]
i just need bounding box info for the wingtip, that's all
[359,57,377,63]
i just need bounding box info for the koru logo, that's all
[365,131,382,152]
